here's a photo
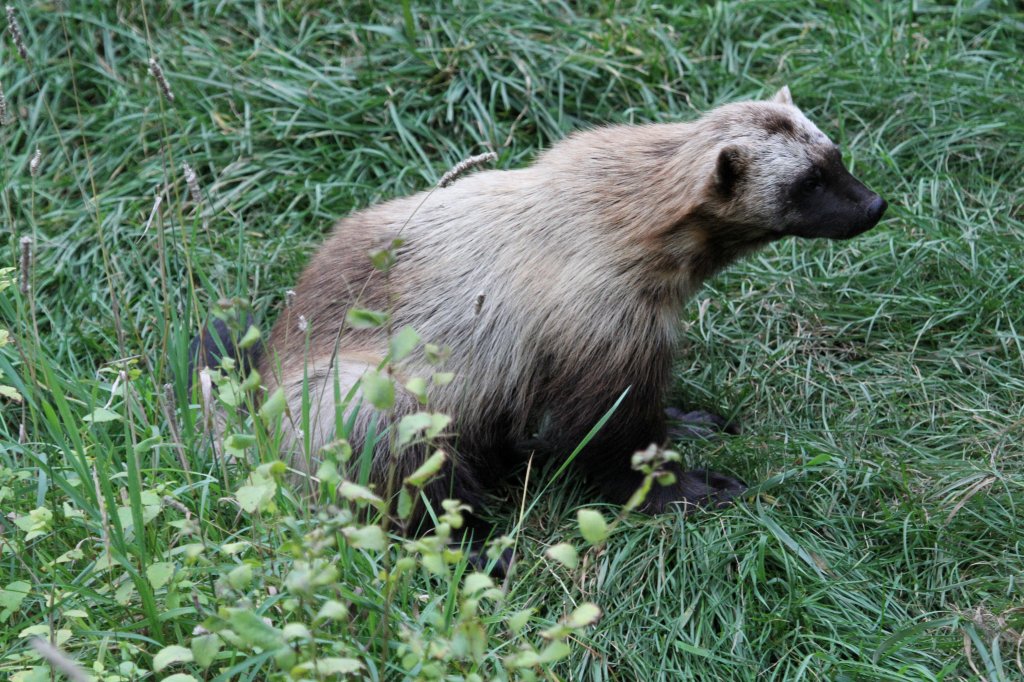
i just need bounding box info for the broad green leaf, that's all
[217,379,243,407]
[12,668,49,682]
[20,625,71,643]
[221,542,250,556]
[227,563,254,590]
[426,413,451,438]
[133,434,162,456]
[257,460,287,479]
[420,552,445,575]
[238,325,262,349]
[227,609,285,651]
[83,406,120,423]
[0,385,22,402]
[338,480,383,506]
[316,459,340,487]
[538,640,572,663]
[342,525,386,551]
[258,387,287,423]
[508,650,540,668]
[224,433,257,457]
[805,452,832,467]
[316,600,348,622]
[15,507,52,541]
[61,502,84,520]
[314,657,364,674]
[566,602,602,628]
[235,481,276,513]
[293,658,364,676]
[0,581,30,622]
[240,369,261,392]
[321,439,353,463]
[577,509,609,545]
[153,645,194,671]
[462,572,494,596]
[389,325,421,361]
[361,370,394,409]
[405,376,428,403]
[507,608,534,634]
[283,623,311,641]
[397,412,432,446]
[346,308,388,329]
[397,487,413,519]
[0,581,31,608]
[114,581,135,605]
[404,450,447,487]
[146,561,175,590]
[545,543,579,569]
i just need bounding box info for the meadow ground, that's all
[1,1,1022,680]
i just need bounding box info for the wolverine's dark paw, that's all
[686,468,747,507]
[664,407,740,439]
[642,468,747,513]
[467,545,514,578]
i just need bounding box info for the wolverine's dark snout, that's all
[781,158,887,240]
[865,194,888,225]
[835,185,887,240]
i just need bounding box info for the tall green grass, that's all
[1,1,1022,680]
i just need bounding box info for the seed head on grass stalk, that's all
[438,151,497,188]
[161,494,190,517]
[148,56,174,103]
[198,368,213,432]
[19,236,30,294]
[29,147,40,177]
[0,79,7,125]
[143,192,162,233]
[5,5,29,62]
[183,162,202,206]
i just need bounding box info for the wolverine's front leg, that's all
[664,406,740,439]
[596,459,746,513]
[582,410,746,513]
[637,467,746,513]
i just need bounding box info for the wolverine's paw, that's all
[643,468,747,513]
[664,407,740,439]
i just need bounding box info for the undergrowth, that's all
[1,1,1022,680]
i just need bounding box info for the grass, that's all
[1,0,1022,680]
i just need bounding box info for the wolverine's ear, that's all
[771,85,793,106]
[715,146,745,197]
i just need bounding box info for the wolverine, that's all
[198,87,886,530]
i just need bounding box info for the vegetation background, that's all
[1,0,1021,680]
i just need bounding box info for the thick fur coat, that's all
[255,87,886,519]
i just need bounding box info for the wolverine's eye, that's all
[800,172,823,193]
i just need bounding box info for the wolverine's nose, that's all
[865,195,887,225]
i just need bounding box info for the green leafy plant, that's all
[1,2,1022,681]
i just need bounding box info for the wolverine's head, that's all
[710,87,887,241]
